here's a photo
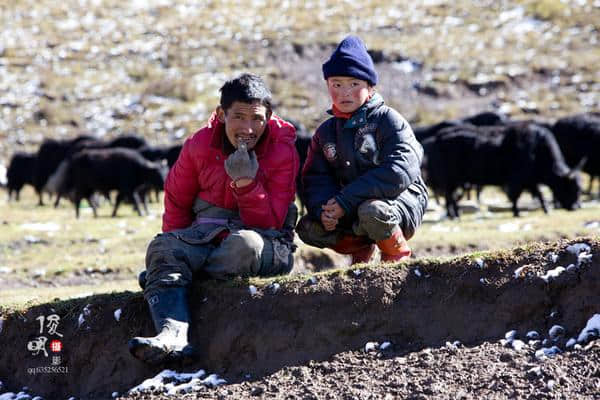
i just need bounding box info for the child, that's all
[296,35,428,264]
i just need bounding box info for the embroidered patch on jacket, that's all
[323,142,337,162]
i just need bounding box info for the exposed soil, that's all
[1,237,598,399]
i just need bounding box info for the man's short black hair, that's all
[219,73,272,112]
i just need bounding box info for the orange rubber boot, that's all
[377,230,411,263]
[332,234,376,265]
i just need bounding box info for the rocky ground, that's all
[0,237,598,399]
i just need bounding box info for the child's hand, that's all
[322,198,345,219]
[320,212,338,231]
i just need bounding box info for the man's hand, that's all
[320,211,338,231]
[322,198,345,219]
[225,142,259,187]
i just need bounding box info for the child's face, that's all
[327,77,372,114]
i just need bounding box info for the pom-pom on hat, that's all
[322,35,378,86]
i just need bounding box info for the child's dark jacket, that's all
[301,93,428,220]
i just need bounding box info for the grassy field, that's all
[1,0,599,307]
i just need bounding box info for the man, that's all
[129,73,299,364]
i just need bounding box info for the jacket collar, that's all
[327,93,384,129]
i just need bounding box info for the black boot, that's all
[128,287,196,364]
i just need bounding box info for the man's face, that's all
[217,101,270,150]
[327,76,371,114]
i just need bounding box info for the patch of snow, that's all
[0,267,12,274]
[414,268,422,277]
[114,309,121,322]
[129,368,225,395]
[307,276,317,285]
[0,318,3,334]
[475,258,484,268]
[547,380,556,390]
[77,304,92,329]
[505,330,517,341]
[535,346,562,359]
[446,341,458,351]
[248,285,257,296]
[392,60,417,74]
[577,252,593,265]
[512,339,525,351]
[499,7,525,23]
[498,222,519,232]
[527,366,542,376]
[0,164,6,185]
[269,282,280,294]
[540,266,565,282]
[202,374,227,387]
[567,243,591,255]
[353,269,362,277]
[380,341,392,351]
[547,252,558,263]
[566,338,577,348]
[583,221,600,229]
[566,264,577,272]
[32,269,46,278]
[364,342,379,352]
[430,224,460,232]
[19,222,61,232]
[70,292,93,299]
[577,314,600,343]
[24,235,41,244]
[111,392,118,398]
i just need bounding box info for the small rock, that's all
[499,352,513,362]
[566,243,590,255]
[268,282,280,294]
[250,387,264,396]
[307,276,317,285]
[248,285,257,296]
[546,379,556,390]
[364,342,379,352]
[527,366,542,378]
[535,346,562,359]
[526,331,540,340]
[549,325,565,341]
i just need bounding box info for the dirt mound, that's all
[0,238,598,399]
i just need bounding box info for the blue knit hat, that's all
[322,35,378,86]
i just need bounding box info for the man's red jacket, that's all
[162,113,299,232]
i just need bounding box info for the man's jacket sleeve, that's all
[301,130,339,220]
[162,137,200,232]
[233,137,299,230]
[335,109,424,214]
